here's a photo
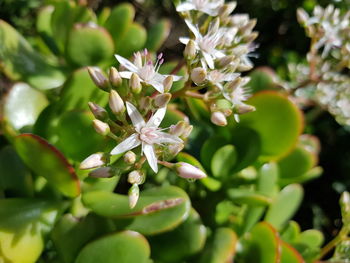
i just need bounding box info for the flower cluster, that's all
[176,0,257,125]
[288,5,350,125]
[81,50,206,208]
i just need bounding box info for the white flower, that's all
[110,102,182,173]
[223,77,251,106]
[207,70,239,90]
[180,20,226,69]
[115,50,181,93]
[176,0,224,16]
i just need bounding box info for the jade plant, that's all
[0,0,350,262]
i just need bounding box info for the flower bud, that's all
[128,170,145,185]
[124,151,136,164]
[184,39,197,60]
[109,67,122,87]
[235,104,256,114]
[154,93,172,108]
[109,90,125,115]
[163,75,173,92]
[139,96,152,111]
[243,32,259,43]
[87,67,109,91]
[93,119,110,136]
[232,45,249,57]
[128,184,139,209]
[191,67,207,85]
[227,77,242,92]
[211,111,227,126]
[89,167,114,178]
[168,143,184,156]
[219,2,237,18]
[80,152,106,170]
[218,56,235,68]
[181,125,193,138]
[88,102,108,121]
[170,121,186,136]
[241,19,257,34]
[297,8,309,25]
[130,73,142,94]
[237,62,253,72]
[175,162,207,179]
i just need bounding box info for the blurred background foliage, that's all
[1,0,350,247]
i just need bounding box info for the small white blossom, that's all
[207,70,239,90]
[180,20,226,69]
[176,0,224,16]
[110,102,182,173]
[115,50,181,93]
[223,77,251,106]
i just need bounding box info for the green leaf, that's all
[55,110,108,161]
[82,186,191,235]
[0,146,33,197]
[265,184,304,230]
[280,221,301,244]
[243,222,281,263]
[59,68,109,111]
[116,23,147,58]
[149,209,206,262]
[200,228,237,263]
[257,163,279,197]
[0,20,65,90]
[66,24,114,67]
[14,133,80,198]
[104,3,135,48]
[200,136,228,170]
[299,230,324,248]
[248,67,277,93]
[211,145,237,178]
[227,188,272,206]
[52,214,113,263]
[75,231,150,263]
[145,19,171,51]
[281,241,305,263]
[3,83,49,131]
[239,91,303,161]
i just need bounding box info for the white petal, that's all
[202,52,215,69]
[147,107,166,128]
[176,2,195,12]
[148,80,164,93]
[201,7,219,16]
[115,54,139,73]
[184,20,201,40]
[143,144,158,173]
[126,102,146,131]
[110,133,141,155]
[134,52,143,68]
[179,37,190,45]
[168,75,182,82]
[223,73,240,82]
[119,71,133,79]
[155,132,183,144]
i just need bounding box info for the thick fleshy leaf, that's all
[116,23,147,58]
[0,20,65,90]
[145,19,171,51]
[3,83,49,131]
[66,24,114,67]
[75,231,151,263]
[281,241,305,263]
[82,186,191,235]
[248,67,278,93]
[227,188,272,206]
[243,222,281,263]
[299,229,324,248]
[149,209,206,262]
[200,228,237,263]
[52,214,113,263]
[211,145,237,178]
[280,221,301,244]
[239,91,303,161]
[0,146,33,197]
[104,3,135,48]
[55,110,109,161]
[36,6,59,55]
[265,184,304,230]
[200,136,228,170]
[59,68,109,111]
[14,134,80,197]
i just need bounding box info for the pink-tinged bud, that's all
[89,167,114,178]
[181,125,193,138]
[163,75,174,92]
[93,119,110,135]
[80,152,106,170]
[170,121,186,136]
[154,93,172,108]
[128,170,145,185]
[128,184,139,209]
[109,90,125,115]
[191,67,207,85]
[168,143,184,156]
[124,151,136,164]
[88,67,109,91]
[297,8,309,25]
[130,73,142,94]
[88,102,108,120]
[176,162,207,179]
[211,111,227,126]
[139,96,152,111]
[184,39,197,60]
[109,67,122,87]
[235,104,256,114]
